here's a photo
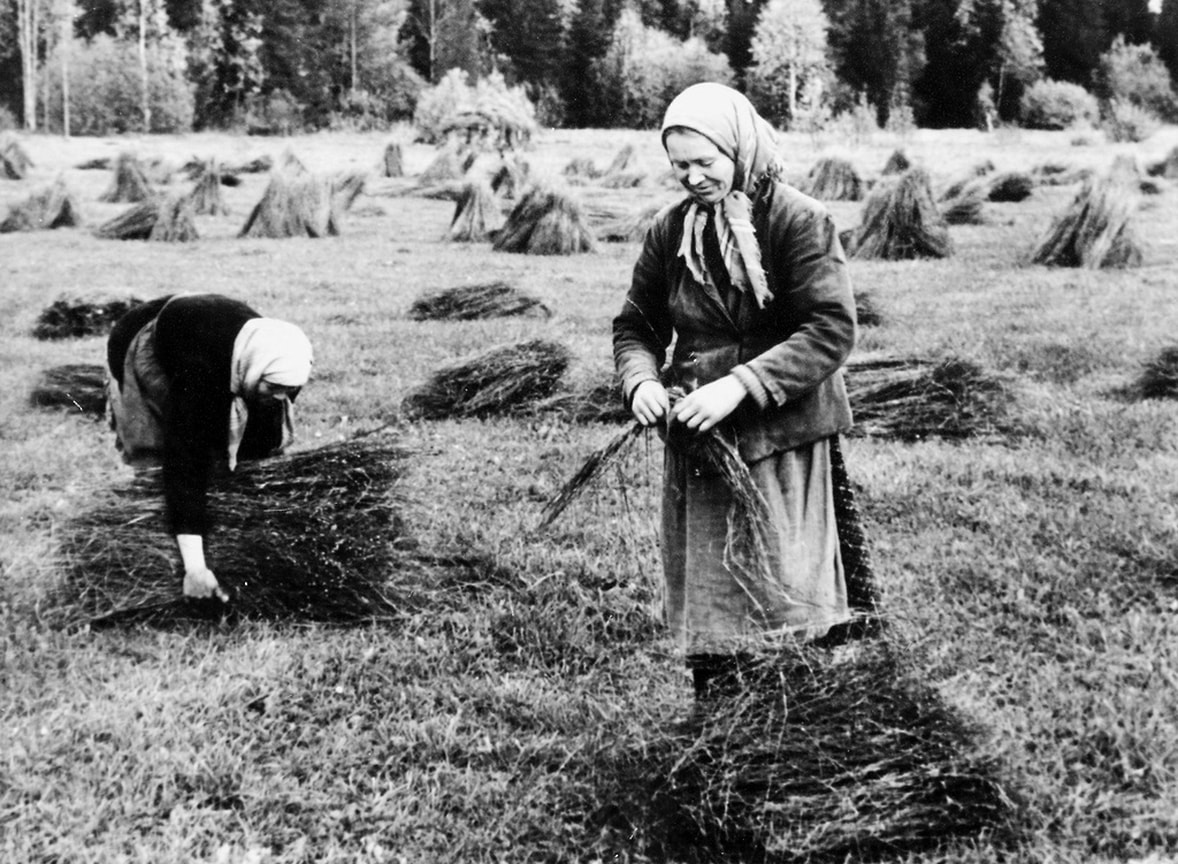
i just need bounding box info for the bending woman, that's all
[613,83,859,697]
[107,293,314,601]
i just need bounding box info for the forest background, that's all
[1,0,1177,141]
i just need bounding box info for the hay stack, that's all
[940,160,995,200]
[0,179,83,232]
[600,170,646,189]
[1029,171,1142,269]
[593,640,1019,862]
[94,195,198,242]
[845,355,1009,440]
[490,156,529,199]
[402,339,572,419]
[446,179,504,242]
[846,168,952,260]
[986,171,1034,202]
[55,438,409,626]
[419,142,473,184]
[855,291,883,327]
[562,157,600,182]
[239,171,339,238]
[227,155,273,175]
[942,183,987,225]
[149,194,199,242]
[1,133,33,179]
[32,295,141,340]
[76,157,111,171]
[279,149,308,175]
[603,143,637,177]
[93,199,161,240]
[598,202,664,243]
[493,184,596,255]
[29,363,108,416]
[1147,145,1178,179]
[801,157,863,201]
[407,282,549,321]
[381,141,404,177]
[188,159,229,215]
[99,152,153,203]
[332,171,367,212]
[1137,346,1178,399]
[882,148,911,175]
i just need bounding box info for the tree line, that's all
[1,0,1175,134]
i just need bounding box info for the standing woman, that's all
[107,293,314,602]
[613,83,859,698]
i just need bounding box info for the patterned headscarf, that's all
[661,82,784,308]
[227,318,313,470]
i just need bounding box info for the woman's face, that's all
[664,129,735,206]
[256,381,300,403]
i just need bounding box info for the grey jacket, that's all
[612,181,856,462]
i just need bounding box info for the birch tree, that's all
[747,0,830,127]
[16,0,42,129]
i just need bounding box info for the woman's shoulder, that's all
[763,180,831,221]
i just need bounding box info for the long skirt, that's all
[661,436,850,654]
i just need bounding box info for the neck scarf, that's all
[227,318,314,470]
[662,82,785,308]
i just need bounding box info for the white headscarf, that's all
[227,318,313,469]
[661,82,785,308]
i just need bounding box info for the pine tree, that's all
[1037,0,1108,85]
[913,0,1004,128]
[560,0,622,126]
[822,0,925,126]
[1103,0,1153,45]
[1156,0,1178,84]
[480,0,565,87]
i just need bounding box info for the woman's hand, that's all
[670,375,748,434]
[183,566,230,602]
[176,534,229,602]
[630,380,669,427]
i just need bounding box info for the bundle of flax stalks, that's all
[538,402,881,632]
[593,640,1019,862]
[845,355,1009,440]
[445,179,504,242]
[846,168,952,260]
[407,281,550,321]
[239,170,339,238]
[534,371,631,424]
[188,158,229,215]
[99,152,153,203]
[0,133,33,179]
[1138,345,1178,399]
[57,438,408,626]
[492,183,597,255]
[1029,170,1142,269]
[29,363,107,416]
[402,338,572,419]
[94,194,199,242]
[801,157,863,201]
[0,179,83,232]
[33,294,141,340]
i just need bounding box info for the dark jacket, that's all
[612,182,856,462]
[108,294,286,534]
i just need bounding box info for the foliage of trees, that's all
[0,0,1175,133]
[746,0,830,128]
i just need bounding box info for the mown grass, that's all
[2,123,1178,862]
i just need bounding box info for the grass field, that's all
[2,121,1178,863]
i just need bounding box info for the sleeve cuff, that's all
[730,364,770,409]
[623,373,660,408]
